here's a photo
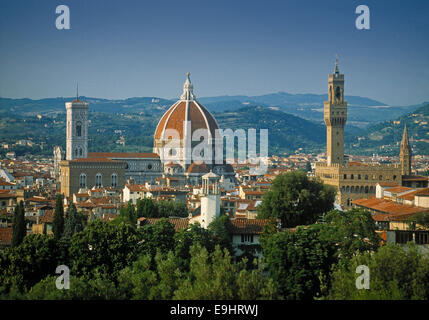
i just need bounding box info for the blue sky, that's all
[0,0,428,106]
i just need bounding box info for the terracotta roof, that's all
[415,188,429,197]
[0,179,15,186]
[164,162,182,168]
[186,162,210,174]
[138,217,189,232]
[40,210,54,223]
[230,218,272,235]
[353,197,427,215]
[377,182,398,187]
[88,152,159,159]
[70,157,121,163]
[0,227,13,246]
[154,100,219,141]
[384,186,413,194]
[125,184,147,192]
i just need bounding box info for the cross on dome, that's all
[180,72,196,101]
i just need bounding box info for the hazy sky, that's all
[1,0,428,106]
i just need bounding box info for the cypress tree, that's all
[52,194,64,239]
[63,203,83,238]
[11,200,26,247]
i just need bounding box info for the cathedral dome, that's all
[154,73,219,141]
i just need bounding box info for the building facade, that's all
[315,59,403,207]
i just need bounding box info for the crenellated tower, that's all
[324,56,347,165]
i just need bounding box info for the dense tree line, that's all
[2,171,428,300]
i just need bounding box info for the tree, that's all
[136,198,158,218]
[0,234,61,295]
[174,223,215,270]
[261,224,338,300]
[328,243,429,300]
[257,171,336,227]
[63,203,83,238]
[111,202,136,227]
[319,208,381,259]
[68,220,139,281]
[174,244,275,299]
[137,218,176,258]
[11,201,26,247]
[156,200,188,218]
[207,214,234,254]
[52,194,65,240]
[407,212,429,230]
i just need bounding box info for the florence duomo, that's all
[55,73,236,197]
[1,0,429,304]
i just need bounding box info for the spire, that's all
[334,54,340,74]
[180,72,196,101]
[401,124,410,150]
[76,83,79,100]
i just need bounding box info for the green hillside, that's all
[347,103,429,155]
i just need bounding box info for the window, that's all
[365,175,368,180]
[76,121,82,137]
[379,175,383,181]
[393,175,397,181]
[79,147,83,156]
[95,173,102,187]
[79,173,87,188]
[351,174,354,180]
[241,235,254,243]
[358,174,361,180]
[111,173,118,187]
[343,174,347,179]
[75,148,78,157]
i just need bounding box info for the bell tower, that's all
[324,56,347,165]
[66,85,89,160]
[400,125,412,176]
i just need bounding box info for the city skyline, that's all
[0,0,429,106]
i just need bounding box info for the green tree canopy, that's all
[52,194,64,240]
[136,198,159,218]
[63,203,84,239]
[261,224,338,300]
[257,171,336,227]
[11,200,26,247]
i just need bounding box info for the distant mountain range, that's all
[0,92,421,128]
[0,94,427,156]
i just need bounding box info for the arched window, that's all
[75,148,78,157]
[365,175,368,180]
[379,175,383,181]
[95,173,102,187]
[351,186,355,193]
[346,186,350,193]
[358,174,361,180]
[79,173,87,188]
[365,186,369,194]
[111,173,118,187]
[79,147,83,156]
[351,174,354,180]
[393,175,397,181]
[76,121,82,137]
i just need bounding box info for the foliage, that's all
[11,201,26,247]
[137,218,176,258]
[156,200,188,218]
[407,212,429,230]
[0,234,61,295]
[136,198,159,218]
[52,194,64,240]
[207,214,234,255]
[174,244,275,300]
[63,203,84,239]
[261,224,338,300]
[320,208,381,259]
[68,220,139,281]
[111,202,136,227]
[328,243,429,300]
[257,171,336,227]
